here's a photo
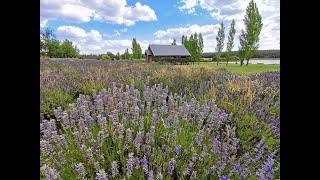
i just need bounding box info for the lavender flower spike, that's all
[126,153,135,176]
[111,161,119,178]
[74,163,87,178]
[141,155,149,174]
[95,169,109,180]
[168,158,176,175]
[220,175,229,180]
[148,170,154,180]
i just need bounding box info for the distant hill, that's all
[202,49,280,59]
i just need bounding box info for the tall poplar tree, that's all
[226,19,236,66]
[215,21,225,65]
[238,0,263,66]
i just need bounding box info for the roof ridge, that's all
[149,44,183,46]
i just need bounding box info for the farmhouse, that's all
[145,44,191,64]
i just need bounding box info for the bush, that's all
[100,54,111,61]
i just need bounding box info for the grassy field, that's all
[189,62,280,75]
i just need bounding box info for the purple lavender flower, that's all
[240,167,250,179]
[74,163,87,178]
[97,114,106,129]
[147,170,154,180]
[95,169,108,180]
[126,153,135,176]
[186,162,194,175]
[253,140,265,163]
[231,162,241,175]
[175,145,183,155]
[165,111,175,127]
[192,153,199,162]
[212,135,221,155]
[257,152,276,180]
[168,158,176,175]
[220,175,229,180]
[194,133,203,146]
[40,140,54,155]
[41,165,61,180]
[202,144,207,154]
[211,151,228,175]
[134,157,140,169]
[111,161,119,178]
[269,116,280,137]
[163,145,171,157]
[141,155,149,174]
[57,135,68,149]
[135,131,144,150]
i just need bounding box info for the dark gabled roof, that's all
[145,49,152,56]
[147,44,190,56]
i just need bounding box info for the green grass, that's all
[189,62,280,75]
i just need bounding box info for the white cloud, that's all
[40,0,94,23]
[56,26,149,54]
[177,0,279,50]
[154,24,220,40]
[40,17,48,28]
[259,13,280,49]
[57,26,89,40]
[103,28,128,38]
[178,0,279,32]
[178,0,198,12]
[59,4,94,22]
[40,0,157,26]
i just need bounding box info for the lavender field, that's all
[40,59,280,179]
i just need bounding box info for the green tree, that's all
[40,28,55,56]
[116,52,120,60]
[122,48,130,60]
[239,0,263,66]
[226,19,236,65]
[131,38,142,59]
[106,52,116,60]
[199,33,204,56]
[47,39,61,58]
[215,21,225,66]
[182,33,203,63]
[137,43,142,59]
[100,54,111,61]
[239,32,247,66]
[60,39,80,58]
[181,35,185,44]
[193,33,200,62]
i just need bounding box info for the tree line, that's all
[202,50,280,59]
[40,28,80,58]
[179,0,264,66]
[95,38,143,61]
[40,29,144,61]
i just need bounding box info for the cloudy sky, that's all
[40,0,279,54]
